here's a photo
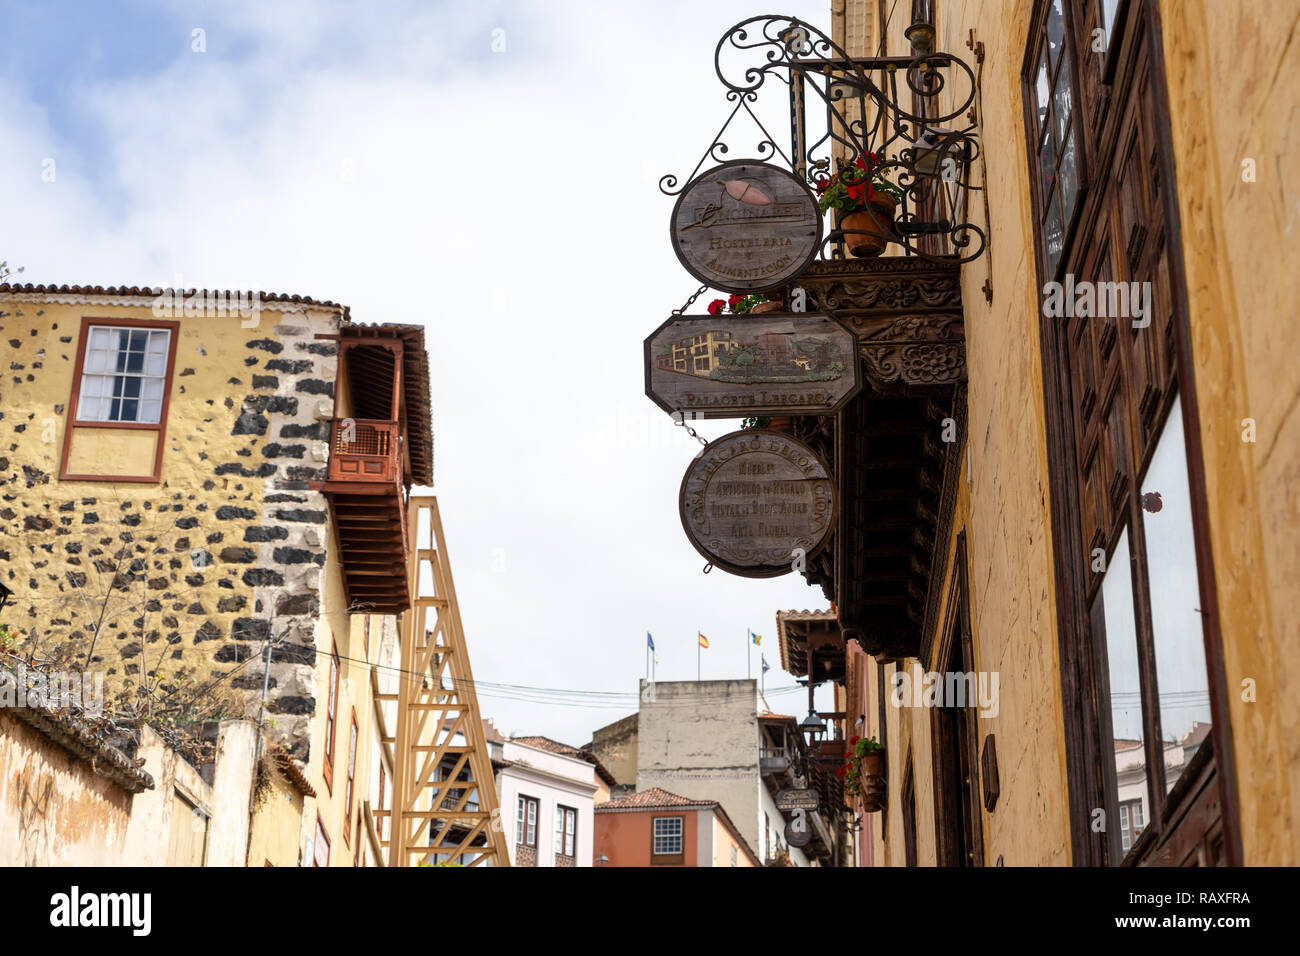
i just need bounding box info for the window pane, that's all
[1100,0,1121,49]
[1035,47,1051,136]
[1141,395,1213,793]
[1052,76,1072,151]
[1100,526,1145,858]
[1039,130,1057,197]
[1059,128,1079,223]
[1045,0,1065,75]
[1044,194,1064,274]
[85,347,112,374]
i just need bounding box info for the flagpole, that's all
[747,630,751,681]
[698,629,701,682]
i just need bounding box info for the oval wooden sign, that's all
[670,161,823,294]
[679,430,835,578]
[784,815,813,848]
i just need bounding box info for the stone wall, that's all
[634,679,763,854]
[589,711,638,786]
[0,294,344,761]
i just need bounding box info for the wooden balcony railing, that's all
[329,418,401,484]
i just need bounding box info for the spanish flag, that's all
[698,632,710,649]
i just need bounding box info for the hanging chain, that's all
[672,411,710,447]
[672,284,711,316]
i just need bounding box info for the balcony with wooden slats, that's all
[313,326,434,615]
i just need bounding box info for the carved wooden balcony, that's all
[329,418,402,485]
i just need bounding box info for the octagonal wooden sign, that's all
[645,312,861,419]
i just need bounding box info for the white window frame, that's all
[652,816,683,856]
[76,325,172,424]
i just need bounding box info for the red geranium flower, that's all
[727,293,743,310]
[850,735,860,746]
[707,298,725,315]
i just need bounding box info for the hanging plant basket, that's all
[840,195,899,258]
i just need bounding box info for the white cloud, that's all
[1,0,832,743]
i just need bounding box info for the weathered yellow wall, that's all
[848,0,1300,867]
[66,427,157,476]
[248,767,307,866]
[0,296,344,773]
[846,0,1072,866]
[0,709,133,865]
[1156,0,1300,864]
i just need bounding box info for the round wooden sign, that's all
[670,161,823,294]
[678,430,835,578]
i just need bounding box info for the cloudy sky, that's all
[1,0,836,744]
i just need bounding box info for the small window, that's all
[343,713,359,843]
[516,796,538,847]
[555,805,577,859]
[323,644,340,790]
[77,326,172,423]
[1119,799,1145,852]
[652,816,684,859]
[61,318,180,481]
[313,817,331,867]
[731,845,738,867]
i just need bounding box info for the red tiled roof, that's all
[0,282,350,317]
[594,787,717,812]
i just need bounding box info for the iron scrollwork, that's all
[661,14,987,265]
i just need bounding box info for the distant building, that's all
[588,679,846,866]
[593,787,759,867]
[487,730,614,867]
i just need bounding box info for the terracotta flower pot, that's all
[750,300,783,314]
[841,196,899,257]
[860,749,886,778]
[764,416,794,432]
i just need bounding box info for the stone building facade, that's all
[0,284,433,864]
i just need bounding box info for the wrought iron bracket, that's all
[661,14,987,265]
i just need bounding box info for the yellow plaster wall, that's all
[1155,0,1300,864]
[248,769,307,867]
[65,427,157,477]
[845,0,1071,866]
[0,298,345,782]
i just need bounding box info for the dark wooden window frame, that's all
[60,317,181,483]
[517,794,539,848]
[1021,0,1239,866]
[929,533,985,866]
[650,814,686,865]
[323,642,340,793]
[343,709,359,845]
[313,814,331,867]
[901,749,918,867]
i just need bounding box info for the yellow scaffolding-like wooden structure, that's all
[384,496,509,866]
